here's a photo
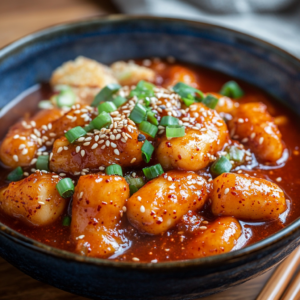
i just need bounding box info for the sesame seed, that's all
[137,196,142,201]
[114,149,120,155]
[111,142,117,148]
[130,157,136,163]
[30,158,37,165]
[101,145,105,149]
[48,123,52,130]
[75,146,80,153]
[106,140,110,147]
[276,177,282,182]
[140,205,145,213]
[122,206,127,212]
[259,137,264,144]
[224,188,230,195]
[250,132,256,139]
[59,173,66,177]
[91,143,98,149]
[21,148,28,155]
[200,226,207,230]
[81,150,85,157]
[78,137,85,142]
[13,155,18,162]
[242,138,248,143]
[76,235,85,240]
[83,142,90,146]
[24,172,29,176]
[13,134,20,139]
[238,118,244,123]
[132,257,140,262]
[79,192,83,199]
[57,147,63,153]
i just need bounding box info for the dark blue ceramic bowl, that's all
[0,16,300,300]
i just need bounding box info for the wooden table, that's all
[0,1,278,299]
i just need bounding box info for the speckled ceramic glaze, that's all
[0,16,300,300]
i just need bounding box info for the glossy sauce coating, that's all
[0,59,299,263]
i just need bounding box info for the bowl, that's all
[0,15,300,300]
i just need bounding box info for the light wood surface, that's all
[0,1,296,299]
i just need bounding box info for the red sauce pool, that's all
[0,59,299,262]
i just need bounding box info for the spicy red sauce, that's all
[0,59,299,262]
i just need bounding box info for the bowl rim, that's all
[0,14,300,270]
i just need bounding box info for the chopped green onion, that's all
[65,126,86,143]
[160,116,179,127]
[125,175,145,195]
[229,146,244,162]
[91,83,121,107]
[210,156,232,176]
[129,80,155,104]
[112,96,127,108]
[220,81,244,99]
[54,84,72,92]
[56,178,75,198]
[7,166,23,181]
[139,121,158,138]
[105,164,123,176]
[83,123,94,133]
[202,94,219,109]
[166,125,185,139]
[143,164,164,180]
[36,155,49,171]
[146,110,158,126]
[56,89,76,108]
[173,82,204,101]
[129,185,138,195]
[129,103,147,124]
[38,100,53,110]
[182,97,195,107]
[141,140,154,163]
[91,111,111,130]
[98,102,117,113]
[62,215,71,226]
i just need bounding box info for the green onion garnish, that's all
[129,103,147,124]
[36,155,49,171]
[56,178,75,198]
[173,82,204,101]
[146,110,158,126]
[56,89,76,108]
[229,146,244,162]
[129,80,155,104]
[38,100,53,110]
[139,121,158,138]
[62,215,71,226]
[98,102,117,113]
[65,126,86,143]
[112,96,127,108]
[166,125,185,139]
[91,83,121,107]
[105,164,123,176]
[143,164,164,180]
[141,140,154,163]
[83,123,94,133]
[210,156,232,176]
[91,111,111,130]
[125,175,145,195]
[220,81,244,99]
[202,94,219,109]
[160,116,179,127]
[7,166,23,181]
[54,84,71,92]
[182,97,195,107]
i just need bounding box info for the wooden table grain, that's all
[0,1,279,299]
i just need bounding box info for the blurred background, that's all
[1,0,300,57]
